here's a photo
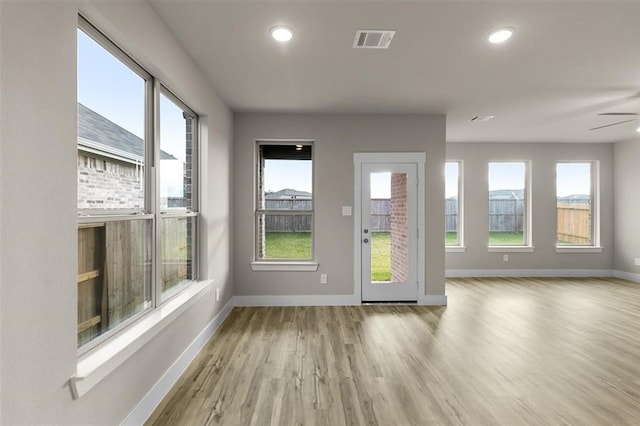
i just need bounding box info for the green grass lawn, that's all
[264,232,312,259]
[370,232,391,282]
[265,231,524,279]
[448,231,524,245]
[264,231,392,281]
[489,231,524,245]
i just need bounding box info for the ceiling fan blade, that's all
[589,118,638,131]
[598,112,640,116]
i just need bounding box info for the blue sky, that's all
[77,29,144,137]
[445,162,459,198]
[79,28,590,201]
[264,160,312,194]
[446,161,590,199]
[370,173,391,198]
[489,162,525,192]
[556,163,591,196]
[78,29,187,197]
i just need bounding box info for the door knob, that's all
[363,238,369,243]
[363,229,369,234]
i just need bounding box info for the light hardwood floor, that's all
[147,277,640,425]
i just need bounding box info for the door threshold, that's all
[361,301,417,305]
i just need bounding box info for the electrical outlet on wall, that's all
[215,288,220,302]
[635,258,640,266]
[503,254,509,262]
[320,274,328,284]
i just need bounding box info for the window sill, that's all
[446,246,467,253]
[70,279,213,399]
[555,246,603,253]
[487,246,535,253]
[251,261,319,272]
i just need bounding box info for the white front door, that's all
[360,162,419,302]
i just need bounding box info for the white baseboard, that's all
[122,297,234,426]
[613,270,640,283]
[445,269,613,278]
[234,294,359,306]
[418,294,448,305]
[235,294,448,306]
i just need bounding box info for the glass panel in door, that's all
[361,163,417,302]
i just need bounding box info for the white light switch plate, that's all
[342,206,352,216]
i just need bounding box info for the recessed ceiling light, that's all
[487,27,515,44]
[271,26,294,42]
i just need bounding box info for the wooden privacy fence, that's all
[264,199,312,232]
[370,199,390,231]
[557,202,591,244]
[489,199,524,232]
[77,220,151,347]
[446,199,525,232]
[264,199,392,232]
[77,217,190,347]
[445,198,591,243]
[265,197,590,242]
[445,199,458,232]
[161,217,191,292]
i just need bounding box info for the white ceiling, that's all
[149,0,640,143]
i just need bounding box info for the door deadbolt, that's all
[363,229,369,234]
[363,238,369,243]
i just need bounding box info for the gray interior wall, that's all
[233,113,446,297]
[445,142,614,272]
[613,139,640,275]
[0,2,233,424]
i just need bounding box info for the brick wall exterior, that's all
[257,154,266,259]
[390,172,408,283]
[77,154,144,209]
[183,113,193,208]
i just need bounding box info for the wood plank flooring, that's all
[146,277,640,425]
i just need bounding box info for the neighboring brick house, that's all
[77,103,177,209]
[265,188,312,201]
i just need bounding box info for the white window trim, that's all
[74,15,204,395]
[555,160,600,248]
[487,160,532,248]
[70,279,212,399]
[555,246,603,253]
[488,246,535,253]
[353,152,426,304]
[254,140,315,264]
[446,246,467,253]
[445,160,464,249]
[250,261,319,272]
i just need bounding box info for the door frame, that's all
[353,152,426,303]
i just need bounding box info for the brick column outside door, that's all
[390,173,408,283]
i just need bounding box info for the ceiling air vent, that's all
[353,30,396,49]
[470,115,495,122]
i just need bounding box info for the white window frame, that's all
[77,16,156,354]
[251,140,318,272]
[157,85,200,301]
[487,160,534,252]
[73,16,210,399]
[445,160,465,252]
[555,161,601,253]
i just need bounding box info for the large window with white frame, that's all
[77,17,198,351]
[488,161,530,246]
[556,162,598,247]
[158,90,198,301]
[445,161,462,247]
[255,142,314,261]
